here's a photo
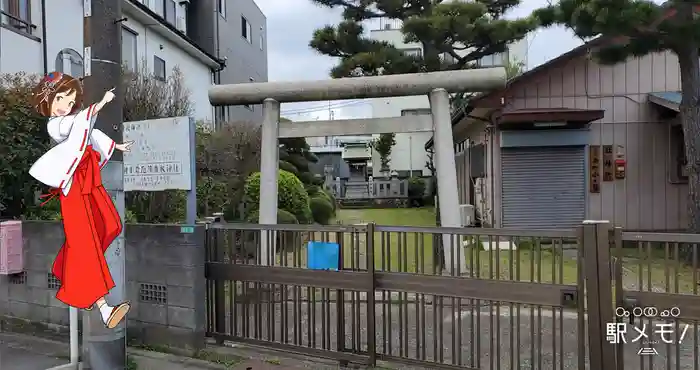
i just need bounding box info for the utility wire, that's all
[281,100,370,115]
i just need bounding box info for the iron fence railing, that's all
[203,222,700,369]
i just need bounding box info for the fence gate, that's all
[610,228,700,370]
[204,221,700,369]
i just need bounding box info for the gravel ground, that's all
[214,290,700,370]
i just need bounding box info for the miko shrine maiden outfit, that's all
[29,105,122,310]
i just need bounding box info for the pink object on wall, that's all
[0,220,23,275]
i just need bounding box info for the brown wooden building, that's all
[431,39,687,231]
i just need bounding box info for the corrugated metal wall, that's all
[501,146,586,229]
[502,50,686,230]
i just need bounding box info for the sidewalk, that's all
[0,332,283,370]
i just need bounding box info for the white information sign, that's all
[123,116,193,191]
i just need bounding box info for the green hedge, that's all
[244,170,312,223]
[245,208,298,224]
[309,197,334,225]
[278,160,299,176]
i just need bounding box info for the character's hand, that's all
[102,88,116,103]
[115,141,134,152]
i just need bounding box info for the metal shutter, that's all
[501,146,585,229]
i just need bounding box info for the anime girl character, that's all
[28,72,133,329]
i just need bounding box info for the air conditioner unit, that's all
[459,204,475,227]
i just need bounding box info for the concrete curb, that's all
[0,332,234,369]
[127,348,230,369]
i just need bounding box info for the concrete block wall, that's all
[0,221,206,351]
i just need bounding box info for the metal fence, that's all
[204,222,700,369]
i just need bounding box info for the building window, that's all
[2,0,32,33]
[154,56,166,81]
[164,0,176,25]
[152,0,164,17]
[478,51,508,67]
[121,27,138,71]
[241,16,252,43]
[401,109,431,116]
[402,48,422,58]
[217,0,225,17]
[670,124,688,183]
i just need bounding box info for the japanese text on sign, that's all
[123,117,193,191]
[589,146,601,193]
[602,145,614,181]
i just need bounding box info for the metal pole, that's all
[258,98,280,265]
[186,117,197,225]
[429,88,466,274]
[82,0,126,368]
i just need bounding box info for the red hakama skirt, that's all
[50,145,122,309]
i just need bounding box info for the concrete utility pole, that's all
[82,0,126,368]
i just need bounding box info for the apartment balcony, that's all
[370,17,403,31]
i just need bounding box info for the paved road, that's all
[0,337,65,370]
[220,290,700,370]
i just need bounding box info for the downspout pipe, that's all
[41,0,48,73]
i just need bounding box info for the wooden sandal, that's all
[104,301,131,329]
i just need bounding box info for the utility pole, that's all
[82,0,126,368]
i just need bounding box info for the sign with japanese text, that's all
[602,145,614,181]
[123,116,193,191]
[589,146,601,193]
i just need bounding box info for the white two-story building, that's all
[0,0,268,123]
[368,18,529,178]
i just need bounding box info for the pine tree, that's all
[535,1,700,237]
[309,0,538,78]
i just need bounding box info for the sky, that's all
[253,0,587,121]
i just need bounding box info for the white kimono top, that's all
[29,105,115,196]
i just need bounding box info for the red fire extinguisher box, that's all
[0,220,23,275]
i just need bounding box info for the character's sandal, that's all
[103,302,131,329]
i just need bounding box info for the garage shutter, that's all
[501,146,585,229]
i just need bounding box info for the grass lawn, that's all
[269,208,699,295]
[285,208,582,283]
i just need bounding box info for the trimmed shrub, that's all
[244,170,312,223]
[310,197,334,225]
[408,177,427,207]
[305,184,321,197]
[0,73,50,220]
[311,174,325,186]
[278,160,299,176]
[245,209,298,224]
[297,171,314,185]
[322,189,337,212]
[242,209,298,255]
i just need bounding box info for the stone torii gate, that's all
[208,68,506,272]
